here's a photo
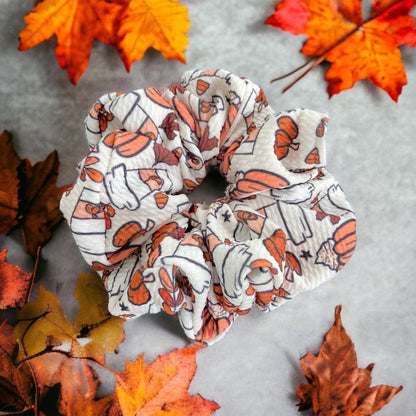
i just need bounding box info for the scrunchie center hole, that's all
[188,167,228,203]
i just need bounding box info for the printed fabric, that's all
[60,69,357,345]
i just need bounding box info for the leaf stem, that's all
[271,0,404,92]
[26,247,41,305]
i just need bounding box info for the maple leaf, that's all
[18,0,191,84]
[109,347,220,415]
[19,0,129,85]
[117,0,191,70]
[29,352,114,416]
[0,320,35,414]
[266,0,416,101]
[296,305,403,415]
[0,249,35,310]
[0,130,67,255]
[14,272,125,364]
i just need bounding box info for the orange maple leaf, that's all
[29,352,113,415]
[18,0,129,85]
[297,305,403,415]
[18,0,190,84]
[266,0,416,101]
[111,347,220,415]
[118,0,190,70]
[0,131,67,255]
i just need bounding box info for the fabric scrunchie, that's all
[60,69,357,345]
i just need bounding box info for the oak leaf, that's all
[0,130,67,255]
[266,0,416,101]
[0,320,34,414]
[14,272,125,364]
[118,0,190,70]
[110,347,220,415]
[19,0,129,85]
[297,305,403,415]
[0,250,34,310]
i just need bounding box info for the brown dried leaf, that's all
[0,130,67,255]
[0,130,21,234]
[297,305,403,415]
[0,320,34,413]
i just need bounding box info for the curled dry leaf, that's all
[0,249,35,310]
[19,0,190,84]
[14,272,125,364]
[0,130,67,255]
[266,0,416,100]
[297,305,403,415]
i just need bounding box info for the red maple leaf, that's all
[266,0,416,100]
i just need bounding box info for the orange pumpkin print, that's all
[333,219,357,268]
[230,169,290,198]
[114,131,155,157]
[274,115,299,160]
[113,219,154,247]
[128,270,151,306]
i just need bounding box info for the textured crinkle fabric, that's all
[60,69,357,345]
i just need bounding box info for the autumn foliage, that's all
[0,130,67,255]
[18,0,191,84]
[0,250,34,310]
[0,266,219,415]
[297,306,403,415]
[266,0,416,100]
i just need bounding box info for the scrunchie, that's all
[60,69,356,345]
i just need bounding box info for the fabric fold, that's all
[60,69,357,345]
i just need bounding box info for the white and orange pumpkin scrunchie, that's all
[60,69,357,345]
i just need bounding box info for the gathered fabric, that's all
[60,69,356,344]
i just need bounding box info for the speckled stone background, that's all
[1,1,415,414]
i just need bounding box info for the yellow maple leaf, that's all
[14,273,124,363]
[118,0,191,70]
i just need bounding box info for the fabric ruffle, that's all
[60,69,357,345]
